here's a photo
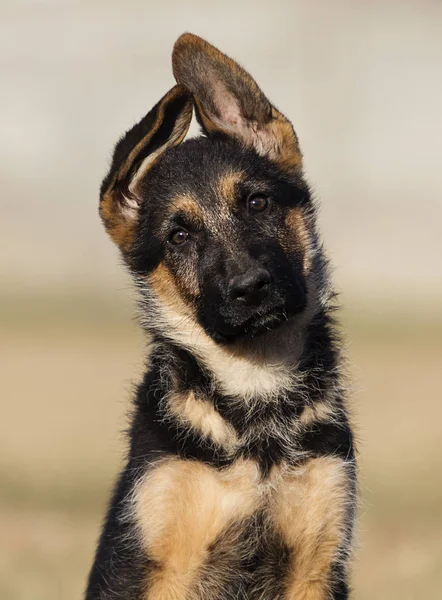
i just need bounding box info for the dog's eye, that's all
[169,229,190,245]
[248,195,269,213]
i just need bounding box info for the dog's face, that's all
[100,34,321,345]
[134,139,312,342]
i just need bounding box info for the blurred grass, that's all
[1,293,442,600]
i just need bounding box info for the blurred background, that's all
[1,1,441,598]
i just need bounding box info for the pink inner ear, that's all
[212,79,243,127]
[210,80,264,153]
[208,76,288,162]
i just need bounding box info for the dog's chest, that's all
[134,457,274,550]
[132,458,282,593]
[132,454,348,599]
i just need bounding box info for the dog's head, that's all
[100,34,326,345]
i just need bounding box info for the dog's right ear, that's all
[99,85,193,252]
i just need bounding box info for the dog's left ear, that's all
[172,33,302,172]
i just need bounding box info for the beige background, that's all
[2,0,442,305]
[1,1,442,599]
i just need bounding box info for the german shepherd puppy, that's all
[86,33,356,600]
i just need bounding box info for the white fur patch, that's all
[139,289,300,401]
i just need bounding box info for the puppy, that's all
[86,33,356,600]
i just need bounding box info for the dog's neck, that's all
[147,306,340,407]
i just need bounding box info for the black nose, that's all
[228,267,272,303]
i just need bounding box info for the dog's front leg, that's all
[132,456,260,600]
[85,465,150,600]
[271,456,355,600]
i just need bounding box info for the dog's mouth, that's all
[214,302,302,343]
[198,276,308,344]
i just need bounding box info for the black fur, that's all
[86,34,356,600]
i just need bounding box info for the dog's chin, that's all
[210,307,293,345]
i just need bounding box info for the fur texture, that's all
[85,33,356,600]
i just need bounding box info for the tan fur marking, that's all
[150,258,199,307]
[128,103,193,196]
[267,107,303,171]
[100,86,192,252]
[99,190,138,252]
[299,402,336,427]
[167,194,204,225]
[135,458,261,599]
[270,457,350,599]
[166,390,239,451]
[148,294,301,400]
[149,263,189,311]
[125,88,191,185]
[217,171,244,206]
[285,208,312,274]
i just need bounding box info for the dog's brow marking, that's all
[165,390,239,451]
[217,170,244,206]
[133,458,261,599]
[167,193,204,223]
[269,456,353,599]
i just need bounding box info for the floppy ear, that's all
[99,84,193,251]
[172,33,302,173]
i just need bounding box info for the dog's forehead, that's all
[149,138,273,222]
[162,176,245,240]
[165,169,245,215]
